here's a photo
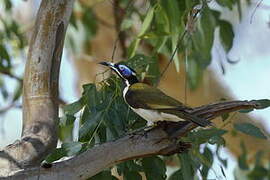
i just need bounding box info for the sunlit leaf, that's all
[138,7,155,37]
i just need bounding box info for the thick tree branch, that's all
[1,100,265,180]
[0,0,74,176]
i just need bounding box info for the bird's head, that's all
[99,61,139,86]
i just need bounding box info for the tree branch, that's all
[1,100,265,179]
[0,0,74,176]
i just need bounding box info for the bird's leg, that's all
[126,121,159,137]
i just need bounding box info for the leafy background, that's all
[1,0,270,179]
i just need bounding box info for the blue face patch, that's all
[118,65,132,77]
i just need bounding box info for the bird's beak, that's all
[99,61,114,67]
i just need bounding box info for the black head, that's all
[99,61,139,86]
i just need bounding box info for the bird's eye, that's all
[118,65,131,77]
[119,66,124,70]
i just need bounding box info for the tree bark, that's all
[0,100,264,180]
[0,0,74,176]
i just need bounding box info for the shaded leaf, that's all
[63,98,84,115]
[200,147,213,178]
[234,123,267,139]
[219,20,234,52]
[168,169,183,180]
[179,153,194,180]
[89,170,118,180]
[79,111,103,141]
[238,141,249,170]
[45,148,66,163]
[255,99,270,109]
[189,128,227,145]
[62,142,82,156]
[142,157,166,180]
[123,171,142,180]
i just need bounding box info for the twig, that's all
[112,0,133,59]
[250,0,264,24]
[0,70,23,83]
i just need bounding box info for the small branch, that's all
[1,100,264,179]
[112,0,133,59]
[0,70,23,83]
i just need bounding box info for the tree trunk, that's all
[0,0,74,176]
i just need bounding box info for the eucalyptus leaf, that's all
[45,148,66,163]
[168,169,183,180]
[179,153,194,180]
[234,123,267,139]
[63,98,84,115]
[62,142,82,156]
[138,7,155,37]
[238,141,249,170]
[89,170,118,180]
[123,171,142,180]
[219,20,234,52]
[142,157,167,180]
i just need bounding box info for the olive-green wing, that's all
[125,83,210,127]
[125,83,185,109]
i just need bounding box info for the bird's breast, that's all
[130,107,185,126]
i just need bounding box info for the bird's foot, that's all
[160,140,192,156]
[126,124,157,137]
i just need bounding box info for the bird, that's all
[99,61,210,127]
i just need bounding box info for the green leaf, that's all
[233,123,267,139]
[255,99,270,109]
[12,83,22,101]
[127,39,140,58]
[4,0,12,11]
[179,153,194,180]
[248,166,268,180]
[79,111,103,141]
[219,20,234,52]
[138,7,155,37]
[189,128,227,145]
[0,44,10,64]
[45,142,83,163]
[121,19,133,31]
[63,98,84,115]
[142,157,167,180]
[221,113,229,121]
[62,142,82,156]
[45,148,66,163]
[168,169,184,180]
[89,170,118,180]
[123,171,142,180]
[238,141,249,170]
[200,147,213,178]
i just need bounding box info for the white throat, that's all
[123,81,130,98]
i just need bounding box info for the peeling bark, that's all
[0,0,74,176]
